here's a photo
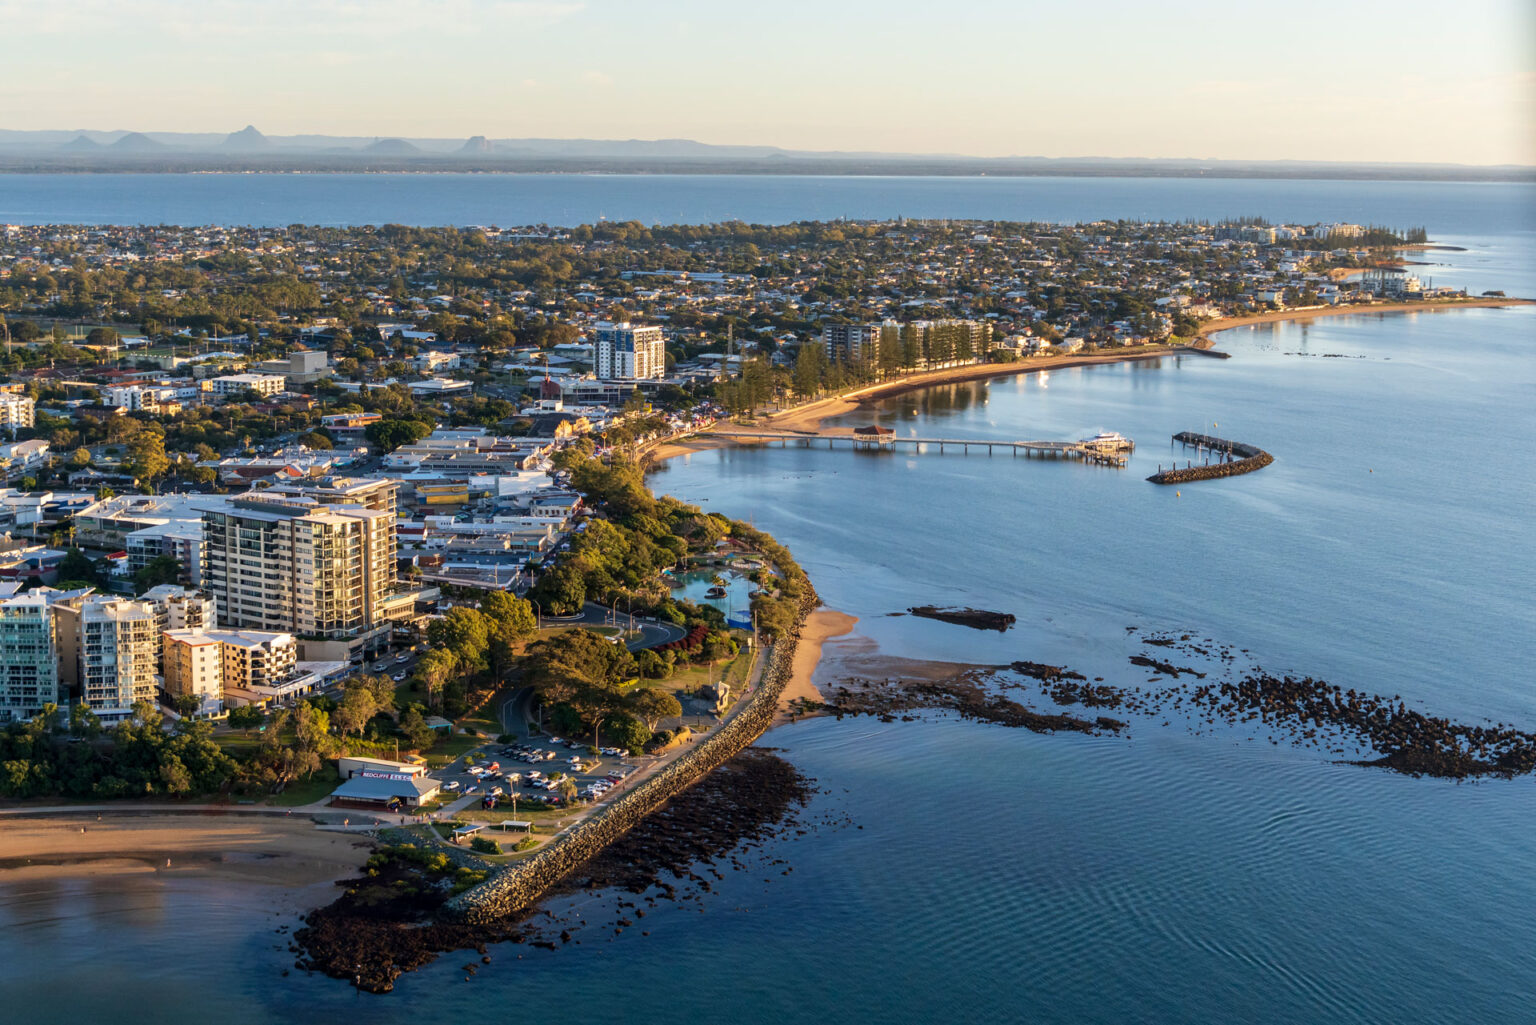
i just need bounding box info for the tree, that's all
[602,711,651,754]
[158,755,193,795]
[123,432,169,488]
[172,693,202,719]
[227,704,265,736]
[333,686,379,737]
[70,448,92,469]
[412,649,459,710]
[427,607,491,675]
[134,554,181,593]
[297,431,333,450]
[530,562,586,616]
[399,705,436,751]
[556,775,579,807]
[626,687,681,731]
[480,591,536,675]
[292,700,330,753]
[364,417,434,453]
[56,547,102,588]
[68,701,101,739]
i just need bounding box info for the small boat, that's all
[1081,431,1132,450]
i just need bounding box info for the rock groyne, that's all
[444,587,819,925]
[1147,432,1273,485]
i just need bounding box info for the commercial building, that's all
[201,480,397,658]
[594,321,666,380]
[329,756,441,809]
[253,349,330,386]
[54,595,160,722]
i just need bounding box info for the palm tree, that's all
[556,776,579,807]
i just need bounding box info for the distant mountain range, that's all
[0,127,1528,181]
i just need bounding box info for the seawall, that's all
[1147,432,1273,485]
[443,586,820,924]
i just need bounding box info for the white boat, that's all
[1082,431,1129,447]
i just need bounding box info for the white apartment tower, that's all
[54,596,160,722]
[594,321,666,381]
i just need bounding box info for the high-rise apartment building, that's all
[0,585,59,722]
[594,321,666,380]
[54,595,160,722]
[201,480,396,652]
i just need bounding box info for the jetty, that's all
[1147,431,1273,484]
[701,429,1135,467]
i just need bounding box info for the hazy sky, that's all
[1,0,1532,164]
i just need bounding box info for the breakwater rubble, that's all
[1148,432,1273,485]
[908,606,1017,631]
[291,749,820,992]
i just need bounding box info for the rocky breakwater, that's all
[444,586,820,925]
[1147,431,1273,485]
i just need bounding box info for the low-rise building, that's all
[0,393,36,435]
[209,373,286,399]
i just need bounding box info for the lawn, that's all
[660,642,757,699]
[263,775,337,807]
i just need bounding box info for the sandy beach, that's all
[0,814,376,889]
[773,609,857,727]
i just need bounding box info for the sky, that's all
[0,0,1532,165]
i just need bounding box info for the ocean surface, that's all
[0,172,1533,236]
[1,181,1533,1024]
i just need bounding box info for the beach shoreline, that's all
[772,608,858,728]
[650,296,1531,466]
[0,813,377,896]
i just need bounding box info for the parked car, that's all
[442,780,462,793]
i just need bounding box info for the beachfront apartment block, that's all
[201,482,396,655]
[594,321,666,380]
[162,627,299,715]
[0,393,35,435]
[53,595,160,722]
[821,323,882,362]
[0,586,59,722]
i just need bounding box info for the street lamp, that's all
[530,598,542,631]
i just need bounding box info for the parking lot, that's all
[436,737,639,812]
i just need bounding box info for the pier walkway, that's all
[698,429,1135,467]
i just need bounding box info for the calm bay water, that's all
[1,180,1533,1024]
[0,173,1533,240]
